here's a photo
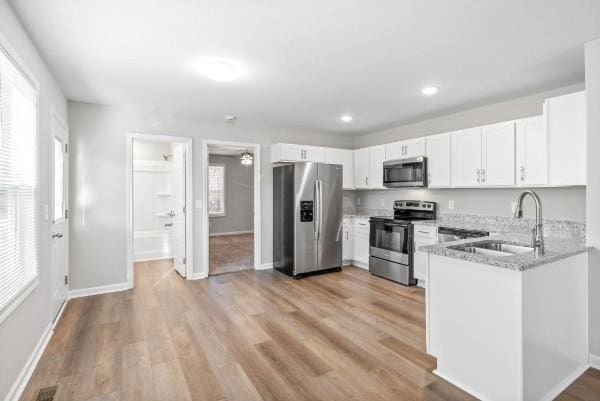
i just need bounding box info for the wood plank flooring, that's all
[20,260,600,401]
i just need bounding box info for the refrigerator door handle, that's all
[314,180,319,239]
[318,179,323,240]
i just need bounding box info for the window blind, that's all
[0,47,38,320]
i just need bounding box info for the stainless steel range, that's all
[369,200,436,285]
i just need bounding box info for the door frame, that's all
[50,108,69,322]
[201,140,261,276]
[126,133,194,288]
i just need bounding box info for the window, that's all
[0,46,38,324]
[208,164,225,216]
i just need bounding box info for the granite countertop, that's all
[419,233,589,271]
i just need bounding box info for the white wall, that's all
[585,38,600,360]
[67,102,352,290]
[208,154,254,235]
[132,140,171,161]
[0,1,68,400]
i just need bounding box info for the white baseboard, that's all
[133,253,173,262]
[433,369,492,401]
[68,282,130,299]
[187,271,208,280]
[209,230,254,237]
[256,262,273,270]
[540,363,589,401]
[590,353,600,370]
[350,260,369,270]
[4,323,53,401]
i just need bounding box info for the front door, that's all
[50,113,68,322]
[171,143,186,276]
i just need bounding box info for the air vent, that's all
[36,386,57,401]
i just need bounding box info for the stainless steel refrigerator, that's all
[273,163,343,278]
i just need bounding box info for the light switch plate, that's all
[43,204,49,220]
[448,200,455,210]
[380,198,385,207]
[195,200,202,209]
[356,197,361,206]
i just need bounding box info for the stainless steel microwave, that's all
[383,156,427,188]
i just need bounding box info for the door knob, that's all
[52,233,63,239]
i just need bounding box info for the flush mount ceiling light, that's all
[240,149,253,166]
[340,114,353,123]
[202,61,240,82]
[422,86,439,96]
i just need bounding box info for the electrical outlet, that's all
[448,200,455,210]
[380,198,385,207]
[356,197,361,206]
[511,201,517,213]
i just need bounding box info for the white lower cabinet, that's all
[342,220,353,264]
[352,219,370,268]
[412,224,437,287]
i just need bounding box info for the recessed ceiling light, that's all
[422,86,439,96]
[202,61,240,82]
[340,114,353,123]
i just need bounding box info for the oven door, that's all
[383,157,427,188]
[369,220,409,265]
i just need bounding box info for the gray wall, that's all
[0,1,68,399]
[208,154,254,235]
[585,38,600,360]
[67,102,352,289]
[352,187,586,222]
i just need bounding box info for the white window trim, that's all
[208,163,226,217]
[0,33,41,326]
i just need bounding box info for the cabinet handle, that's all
[482,169,486,183]
[520,166,525,182]
[366,176,369,186]
[476,169,481,183]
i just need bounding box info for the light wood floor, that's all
[209,233,254,275]
[19,260,600,401]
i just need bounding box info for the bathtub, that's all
[134,229,173,262]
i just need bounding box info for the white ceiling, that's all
[8,0,600,134]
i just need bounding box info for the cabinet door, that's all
[516,116,547,186]
[304,147,325,163]
[352,224,369,266]
[353,148,370,189]
[426,134,451,188]
[451,128,482,187]
[546,91,586,186]
[481,122,515,187]
[326,148,354,189]
[404,139,426,158]
[414,245,428,284]
[385,141,405,161]
[369,145,386,189]
[342,224,353,263]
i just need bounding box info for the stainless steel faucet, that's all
[514,190,544,255]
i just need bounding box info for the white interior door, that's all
[51,114,68,321]
[171,143,187,276]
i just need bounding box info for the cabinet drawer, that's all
[413,224,437,241]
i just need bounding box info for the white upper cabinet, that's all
[426,133,451,188]
[545,91,587,186]
[516,116,547,186]
[270,143,325,163]
[481,121,515,187]
[385,138,426,160]
[325,148,354,189]
[353,147,370,189]
[451,127,482,187]
[369,145,386,189]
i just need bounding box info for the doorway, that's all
[50,110,69,323]
[202,141,261,276]
[126,134,193,288]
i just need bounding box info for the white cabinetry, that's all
[271,143,325,163]
[354,146,386,190]
[516,116,547,186]
[342,219,353,264]
[481,122,515,187]
[325,148,354,189]
[451,128,482,187]
[385,138,426,160]
[426,134,451,188]
[352,219,370,268]
[545,91,587,186]
[413,224,437,287]
[451,123,515,187]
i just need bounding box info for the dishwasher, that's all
[437,226,489,243]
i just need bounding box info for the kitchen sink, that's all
[448,241,534,257]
